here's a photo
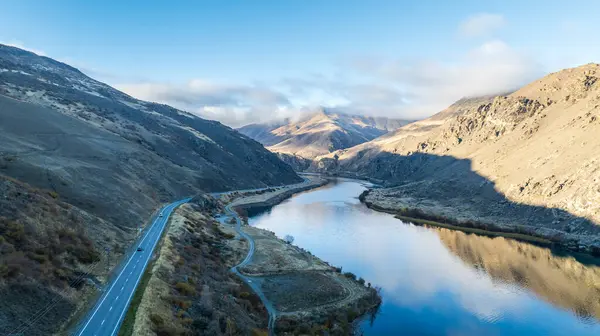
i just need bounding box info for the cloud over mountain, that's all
[116,14,541,127]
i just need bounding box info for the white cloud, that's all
[114,14,540,128]
[350,40,542,118]
[117,39,541,127]
[459,13,506,38]
[117,80,295,127]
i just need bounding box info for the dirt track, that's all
[218,176,380,334]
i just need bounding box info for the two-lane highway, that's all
[76,177,311,336]
[76,198,191,336]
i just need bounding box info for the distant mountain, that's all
[236,120,289,146]
[0,44,301,334]
[313,63,600,252]
[238,109,414,159]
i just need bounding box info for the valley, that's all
[1,34,600,336]
[242,64,600,255]
[124,177,380,336]
[0,44,302,335]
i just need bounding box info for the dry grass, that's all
[130,202,268,336]
[0,174,106,335]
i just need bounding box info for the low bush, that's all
[150,313,165,327]
[343,272,357,281]
[169,296,192,310]
[174,282,196,296]
[0,219,26,245]
[29,252,49,264]
[221,232,235,239]
[251,328,268,336]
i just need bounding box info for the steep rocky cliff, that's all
[314,64,600,251]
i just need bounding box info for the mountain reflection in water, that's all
[249,179,600,335]
[437,227,600,321]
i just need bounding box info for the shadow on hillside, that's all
[324,151,600,257]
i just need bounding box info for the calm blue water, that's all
[249,179,600,336]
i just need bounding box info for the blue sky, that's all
[1,0,599,125]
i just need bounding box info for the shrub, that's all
[175,282,197,296]
[220,229,235,239]
[170,297,192,310]
[71,245,101,264]
[251,329,268,336]
[154,325,182,336]
[343,272,357,281]
[296,322,311,333]
[192,317,210,330]
[149,313,164,327]
[0,220,25,244]
[29,252,49,264]
[346,308,360,320]
[358,277,366,285]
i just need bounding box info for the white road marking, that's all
[77,200,191,336]
[101,319,105,326]
[75,204,166,336]
[109,202,183,336]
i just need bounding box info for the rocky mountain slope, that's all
[238,109,413,159]
[314,64,600,252]
[0,44,301,335]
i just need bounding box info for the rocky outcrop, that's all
[313,64,600,252]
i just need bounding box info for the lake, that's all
[249,178,600,336]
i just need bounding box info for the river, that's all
[248,178,600,336]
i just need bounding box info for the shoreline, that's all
[230,177,330,216]
[358,189,600,257]
[224,177,382,335]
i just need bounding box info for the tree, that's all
[284,235,294,244]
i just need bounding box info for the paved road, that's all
[75,198,191,336]
[75,177,311,336]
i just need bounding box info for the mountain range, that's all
[238,109,413,159]
[0,44,300,335]
[311,63,600,252]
